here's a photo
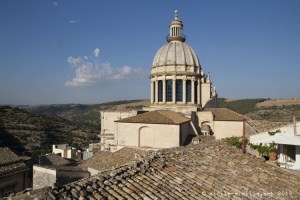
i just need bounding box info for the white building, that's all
[52,144,76,159]
[250,121,300,169]
[100,11,256,151]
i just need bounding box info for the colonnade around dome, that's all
[150,76,201,106]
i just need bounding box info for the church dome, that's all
[152,42,200,68]
[150,10,201,77]
[149,10,212,109]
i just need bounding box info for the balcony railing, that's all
[166,34,186,42]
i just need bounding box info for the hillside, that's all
[19,99,146,131]
[0,106,99,156]
[218,98,300,132]
[10,98,300,146]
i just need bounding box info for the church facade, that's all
[99,11,255,152]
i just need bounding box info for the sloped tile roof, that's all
[0,147,20,164]
[47,141,300,199]
[81,147,151,172]
[115,110,190,125]
[38,154,70,166]
[204,108,247,121]
[35,165,87,172]
[0,147,27,175]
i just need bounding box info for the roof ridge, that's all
[157,110,178,124]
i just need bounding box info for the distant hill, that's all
[19,100,146,132]
[217,98,300,132]
[0,106,99,156]
[8,98,300,146]
[217,98,300,122]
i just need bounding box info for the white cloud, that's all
[53,2,58,6]
[68,19,82,24]
[65,48,147,87]
[93,48,100,57]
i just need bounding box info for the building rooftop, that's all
[0,147,27,176]
[204,108,248,121]
[45,141,300,199]
[38,154,70,166]
[115,110,190,125]
[81,147,151,172]
[34,165,87,172]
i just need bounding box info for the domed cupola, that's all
[151,10,201,76]
[167,10,185,43]
[149,10,214,111]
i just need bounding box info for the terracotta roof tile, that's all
[45,141,300,199]
[0,147,20,164]
[0,147,27,175]
[115,110,190,125]
[204,108,247,121]
[38,153,70,166]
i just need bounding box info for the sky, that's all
[0,0,299,105]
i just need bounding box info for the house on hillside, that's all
[0,147,30,198]
[52,144,76,159]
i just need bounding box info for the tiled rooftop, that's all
[0,147,27,176]
[46,141,300,199]
[0,147,20,164]
[81,147,151,172]
[35,165,88,172]
[38,154,71,166]
[204,108,248,121]
[115,110,190,125]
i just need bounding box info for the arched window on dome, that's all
[158,80,163,102]
[186,80,191,102]
[166,80,172,102]
[176,80,183,102]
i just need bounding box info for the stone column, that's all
[183,77,186,104]
[197,79,201,105]
[191,78,195,104]
[172,77,176,103]
[150,80,154,104]
[163,77,166,103]
[155,79,158,103]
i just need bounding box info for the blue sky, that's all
[0,0,299,105]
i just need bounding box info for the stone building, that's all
[100,11,256,151]
[0,147,30,198]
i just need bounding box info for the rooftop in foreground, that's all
[40,140,300,199]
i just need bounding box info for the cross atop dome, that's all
[167,10,186,42]
[174,10,178,20]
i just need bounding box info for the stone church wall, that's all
[213,121,244,139]
[116,122,181,149]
